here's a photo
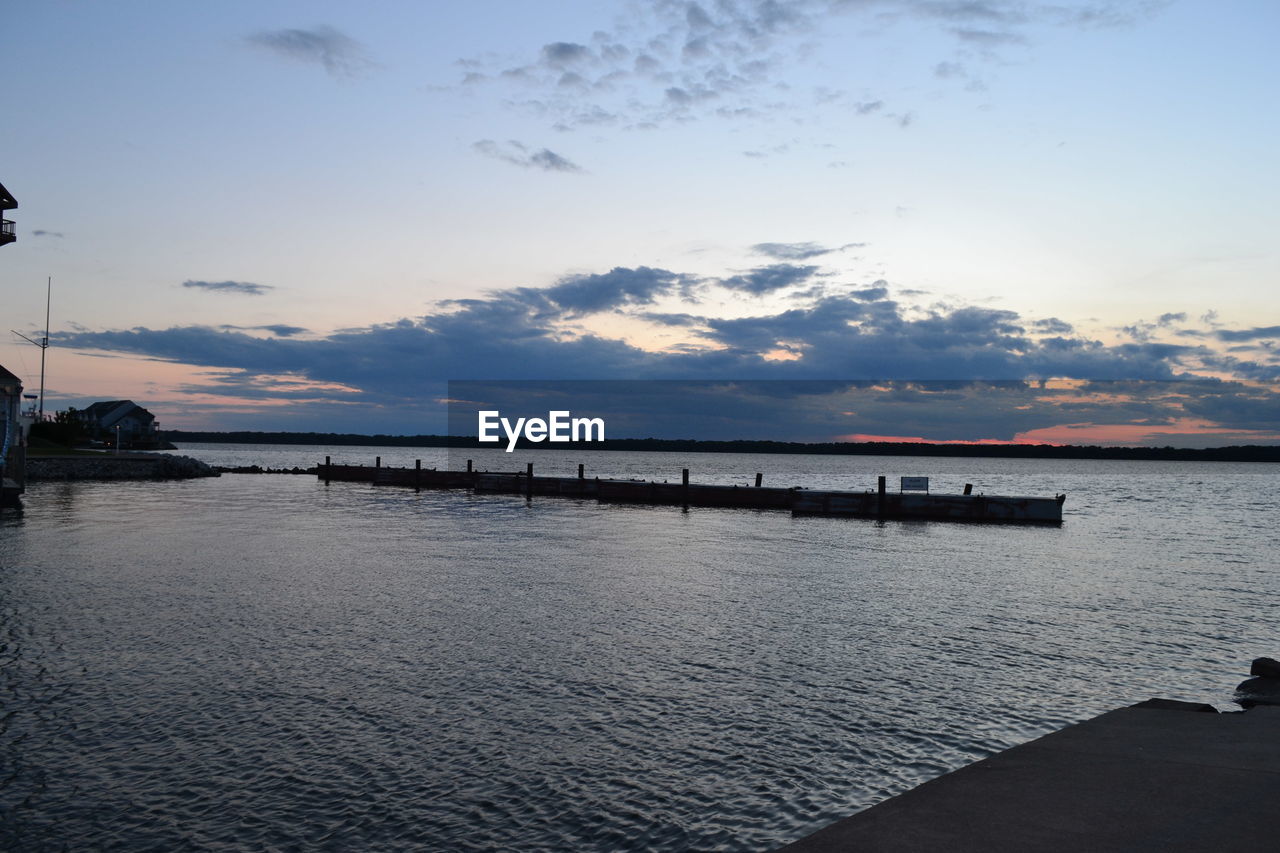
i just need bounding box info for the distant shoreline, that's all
[163,431,1280,462]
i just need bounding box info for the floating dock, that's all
[792,489,1065,522]
[315,459,1065,524]
[776,697,1279,852]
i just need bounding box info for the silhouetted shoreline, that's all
[164,431,1280,462]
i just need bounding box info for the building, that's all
[78,400,161,448]
[1,364,27,504]
[0,180,16,248]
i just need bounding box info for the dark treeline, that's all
[163,430,1280,462]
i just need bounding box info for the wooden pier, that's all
[776,697,1280,852]
[314,458,1065,523]
[792,489,1066,523]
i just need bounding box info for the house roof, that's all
[82,400,130,419]
[81,400,155,426]
[0,181,15,212]
[0,365,22,399]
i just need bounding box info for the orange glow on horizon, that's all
[841,418,1280,446]
[1013,418,1280,445]
[836,433,1057,445]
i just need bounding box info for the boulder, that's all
[1234,676,1280,709]
[1249,657,1280,678]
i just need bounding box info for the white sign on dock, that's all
[900,476,929,492]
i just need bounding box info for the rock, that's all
[27,453,218,481]
[1250,657,1280,678]
[215,465,316,475]
[1234,676,1280,709]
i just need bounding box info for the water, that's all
[2,445,1277,851]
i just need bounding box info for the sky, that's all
[2,0,1278,444]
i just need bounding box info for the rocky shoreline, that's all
[26,453,219,481]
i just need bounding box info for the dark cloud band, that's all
[183,280,274,296]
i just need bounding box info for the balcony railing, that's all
[0,220,14,243]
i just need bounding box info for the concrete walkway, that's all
[778,699,1280,852]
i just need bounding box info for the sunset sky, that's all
[2,1,1278,444]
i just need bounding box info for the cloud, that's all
[220,323,309,337]
[1215,325,1280,342]
[1124,311,1190,342]
[751,241,862,260]
[1179,384,1280,431]
[55,249,1278,438]
[640,312,707,327]
[720,263,821,295]
[260,324,307,337]
[497,266,697,317]
[445,378,1280,446]
[542,42,593,66]
[453,3,823,129]
[950,28,1027,46]
[246,25,373,78]
[848,284,890,301]
[472,140,584,172]
[451,1,1164,132]
[1034,317,1075,335]
[183,280,274,296]
[59,269,1209,391]
[546,267,695,312]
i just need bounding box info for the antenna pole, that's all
[10,278,52,420]
[39,276,50,420]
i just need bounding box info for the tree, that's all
[30,407,88,446]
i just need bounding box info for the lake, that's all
[1,444,1275,850]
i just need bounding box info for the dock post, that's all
[877,475,886,518]
[376,456,381,469]
[324,455,330,485]
[578,463,584,480]
[415,459,422,492]
[526,462,534,500]
[964,483,973,495]
[467,459,473,473]
[755,472,763,488]
[682,468,690,512]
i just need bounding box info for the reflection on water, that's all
[2,449,1277,850]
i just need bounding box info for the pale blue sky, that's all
[2,1,1277,441]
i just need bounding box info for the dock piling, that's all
[964,483,973,495]
[324,456,330,485]
[682,468,690,512]
[415,459,421,492]
[375,456,381,469]
[578,463,585,479]
[877,475,886,517]
[526,462,534,500]
[755,472,763,488]
[467,459,473,473]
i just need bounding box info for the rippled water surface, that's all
[2,446,1277,851]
